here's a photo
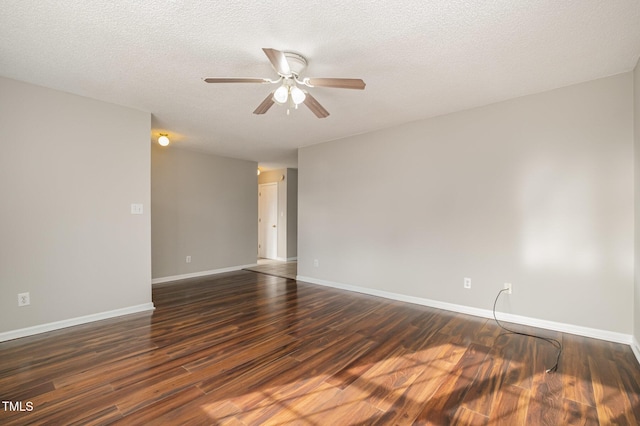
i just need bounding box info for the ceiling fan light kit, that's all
[204,48,366,118]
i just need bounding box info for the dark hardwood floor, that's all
[1,271,640,425]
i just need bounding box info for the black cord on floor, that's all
[492,289,562,373]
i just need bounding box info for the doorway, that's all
[258,183,278,259]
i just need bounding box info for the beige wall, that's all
[0,77,152,335]
[258,168,298,260]
[287,169,298,259]
[299,72,634,335]
[151,146,257,279]
[634,58,640,345]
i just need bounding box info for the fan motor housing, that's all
[283,52,307,76]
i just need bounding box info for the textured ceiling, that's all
[2,1,640,169]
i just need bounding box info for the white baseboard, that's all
[296,275,632,345]
[632,337,640,366]
[0,303,155,343]
[152,264,258,285]
[275,256,298,261]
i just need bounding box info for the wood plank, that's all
[324,324,420,389]
[109,386,206,425]
[487,384,530,425]
[451,406,489,425]
[234,380,340,425]
[414,343,492,423]
[560,398,599,426]
[228,331,377,413]
[319,344,413,413]
[525,369,564,425]
[370,331,466,424]
[589,355,638,424]
[461,346,510,417]
[562,333,597,407]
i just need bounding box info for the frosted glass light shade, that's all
[273,85,289,104]
[158,135,170,146]
[290,86,306,105]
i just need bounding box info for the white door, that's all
[258,183,278,259]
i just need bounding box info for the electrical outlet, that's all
[464,277,471,289]
[504,283,512,294]
[186,256,191,263]
[313,259,319,267]
[18,292,30,307]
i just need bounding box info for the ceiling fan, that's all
[204,48,366,118]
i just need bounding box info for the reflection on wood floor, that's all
[244,259,297,280]
[1,270,639,424]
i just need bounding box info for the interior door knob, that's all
[272,225,276,228]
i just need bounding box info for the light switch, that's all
[131,203,143,215]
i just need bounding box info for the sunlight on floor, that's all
[198,344,462,424]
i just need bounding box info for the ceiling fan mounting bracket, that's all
[282,51,308,76]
